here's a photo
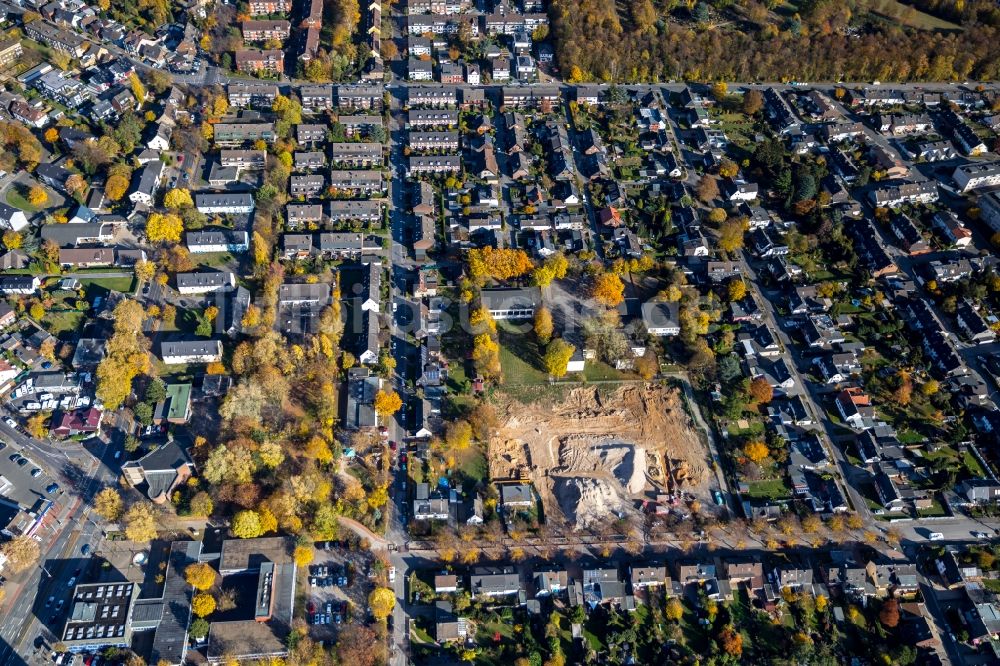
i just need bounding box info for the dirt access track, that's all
[490,383,713,530]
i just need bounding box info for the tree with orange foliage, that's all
[717,626,742,658]
[748,376,773,404]
[879,598,900,628]
[591,272,625,307]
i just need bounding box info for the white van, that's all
[928,532,944,541]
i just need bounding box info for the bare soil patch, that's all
[490,383,712,529]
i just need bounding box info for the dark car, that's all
[46,483,59,494]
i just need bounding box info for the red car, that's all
[400,453,407,464]
[389,440,397,451]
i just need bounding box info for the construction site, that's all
[489,383,715,530]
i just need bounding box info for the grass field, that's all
[77,277,136,294]
[742,478,791,500]
[871,0,963,30]
[6,187,45,213]
[498,329,548,385]
[42,310,85,336]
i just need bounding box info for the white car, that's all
[388,566,396,583]
[3,418,14,428]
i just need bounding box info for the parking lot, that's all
[304,543,380,640]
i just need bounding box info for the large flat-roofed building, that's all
[480,287,541,320]
[60,583,139,652]
[954,162,1000,193]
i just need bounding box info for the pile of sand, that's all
[555,477,634,530]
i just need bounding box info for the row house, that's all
[406,0,470,14]
[294,151,325,171]
[235,49,284,73]
[821,121,866,143]
[869,181,938,208]
[338,114,383,137]
[914,139,956,162]
[296,123,327,144]
[213,122,276,146]
[328,199,383,224]
[290,174,325,197]
[176,271,236,295]
[408,154,461,176]
[408,85,457,108]
[409,130,460,151]
[193,193,255,215]
[952,121,988,156]
[876,113,932,136]
[483,11,548,35]
[242,20,290,42]
[300,85,335,112]
[220,150,267,170]
[227,82,278,111]
[329,142,383,167]
[762,87,799,134]
[281,232,381,259]
[336,84,383,110]
[25,20,86,57]
[286,203,323,228]
[328,170,384,194]
[502,85,560,109]
[248,0,291,14]
[888,213,930,255]
[408,108,458,128]
[931,211,973,248]
[186,230,250,253]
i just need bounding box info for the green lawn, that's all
[6,187,44,213]
[917,499,948,518]
[898,429,925,445]
[498,329,548,385]
[963,451,987,478]
[743,478,791,500]
[77,277,136,293]
[582,360,632,381]
[42,310,85,336]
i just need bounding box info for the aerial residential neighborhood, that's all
[0,0,998,665]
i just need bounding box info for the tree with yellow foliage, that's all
[467,247,533,282]
[44,127,59,144]
[128,73,146,106]
[743,440,769,464]
[124,502,158,542]
[533,306,553,344]
[105,173,130,201]
[231,510,263,539]
[184,562,218,591]
[191,593,216,617]
[718,218,746,253]
[369,587,395,621]
[727,279,747,302]
[2,230,21,249]
[373,389,403,416]
[445,420,473,450]
[543,339,576,378]
[163,188,193,209]
[134,259,155,282]
[591,272,624,307]
[294,545,314,567]
[28,185,47,207]
[145,212,184,244]
[94,488,123,522]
